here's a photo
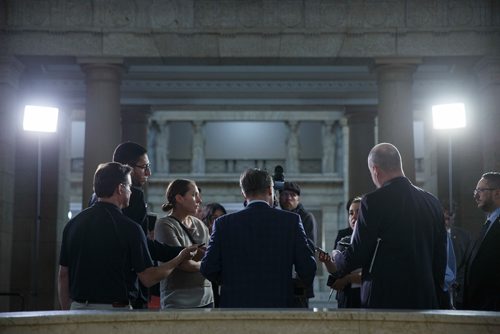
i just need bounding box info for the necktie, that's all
[447,232,457,276]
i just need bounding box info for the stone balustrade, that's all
[1,309,499,334]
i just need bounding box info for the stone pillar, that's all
[191,121,205,174]
[285,120,300,174]
[78,59,123,208]
[321,120,336,174]
[153,120,169,174]
[0,57,24,311]
[375,58,421,183]
[475,57,500,171]
[346,106,376,198]
[121,105,151,147]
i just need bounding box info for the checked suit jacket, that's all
[200,201,317,308]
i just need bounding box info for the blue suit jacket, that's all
[334,177,447,309]
[200,201,317,308]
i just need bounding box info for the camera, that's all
[272,165,285,191]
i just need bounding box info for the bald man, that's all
[325,143,447,309]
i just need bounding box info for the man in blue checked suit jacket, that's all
[200,168,317,308]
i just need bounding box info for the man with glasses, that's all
[58,162,197,310]
[89,141,184,309]
[464,172,500,311]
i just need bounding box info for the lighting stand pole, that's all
[448,133,453,214]
[31,135,42,304]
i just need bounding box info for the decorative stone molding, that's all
[151,110,344,123]
[0,57,25,88]
[4,0,499,30]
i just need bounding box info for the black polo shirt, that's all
[59,202,153,303]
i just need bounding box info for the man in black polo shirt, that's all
[58,162,197,310]
[89,142,185,309]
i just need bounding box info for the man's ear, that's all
[116,184,124,196]
[267,186,273,196]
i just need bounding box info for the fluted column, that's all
[375,58,420,182]
[79,59,124,207]
[475,57,500,172]
[121,105,151,147]
[322,120,336,174]
[191,121,205,174]
[346,106,377,198]
[286,120,300,174]
[152,120,169,174]
[0,57,24,311]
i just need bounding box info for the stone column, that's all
[191,121,205,174]
[346,106,376,198]
[375,58,421,183]
[285,120,300,174]
[321,120,336,174]
[121,105,151,147]
[475,57,500,171]
[78,59,124,208]
[0,57,24,311]
[153,120,169,174]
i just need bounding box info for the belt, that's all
[74,299,130,308]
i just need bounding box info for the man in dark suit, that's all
[464,172,500,311]
[200,168,317,308]
[325,143,447,309]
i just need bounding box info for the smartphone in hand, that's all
[315,246,329,256]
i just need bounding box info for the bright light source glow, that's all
[23,105,59,133]
[432,103,466,130]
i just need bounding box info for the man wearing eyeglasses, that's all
[112,141,152,235]
[59,162,197,310]
[89,141,185,309]
[464,172,500,311]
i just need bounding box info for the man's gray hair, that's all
[368,143,403,172]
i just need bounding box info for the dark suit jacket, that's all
[449,226,472,308]
[200,201,317,308]
[464,216,500,311]
[334,177,447,309]
[334,227,353,249]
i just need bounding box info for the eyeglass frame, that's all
[473,188,497,195]
[133,163,151,171]
[120,182,132,191]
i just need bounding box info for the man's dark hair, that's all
[112,141,147,166]
[482,172,500,189]
[240,168,273,197]
[94,162,132,198]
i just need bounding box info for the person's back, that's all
[360,177,445,308]
[207,203,314,308]
[61,201,149,303]
[200,168,316,308]
[331,143,447,310]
